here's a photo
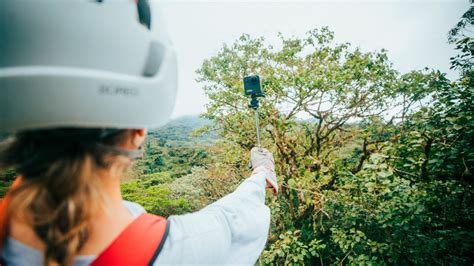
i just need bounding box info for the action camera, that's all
[243,75,264,97]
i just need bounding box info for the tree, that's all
[448,4,473,75]
[198,27,400,218]
[197,26,474,264]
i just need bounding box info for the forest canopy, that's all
[193,14,473,265]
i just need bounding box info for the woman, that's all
[0,1,278,265]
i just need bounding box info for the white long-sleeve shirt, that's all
[156,170,271,264]
[1,171,271,265]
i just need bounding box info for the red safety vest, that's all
[0,177,169,266]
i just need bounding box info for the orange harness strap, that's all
[0,176,23,250]
[91,213,169,266]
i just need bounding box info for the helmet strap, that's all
[96,143,144,160]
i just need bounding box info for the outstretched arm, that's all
[154,169,272,264]
[153,147,278,265]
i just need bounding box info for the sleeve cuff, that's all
[247,168,268,188]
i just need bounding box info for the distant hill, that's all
[164,115,212,129]
[148,115,216,143]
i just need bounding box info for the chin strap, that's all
[95,143,144,160]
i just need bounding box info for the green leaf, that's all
[288,178,297,188]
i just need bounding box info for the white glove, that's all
[250,147,278,194]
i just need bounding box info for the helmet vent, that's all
[143,41,165,77]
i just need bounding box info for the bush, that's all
[121,177,191,217]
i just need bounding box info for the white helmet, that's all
[0,0,178,132]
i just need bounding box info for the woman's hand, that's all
[250,147,278,195]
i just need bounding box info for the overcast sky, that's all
[153,0,470,118]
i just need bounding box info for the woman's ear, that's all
[132,128,147,149]
[136,128,147,137]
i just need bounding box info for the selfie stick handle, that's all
[255,109,261,147]
[249,95,261,148]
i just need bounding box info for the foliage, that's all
[262,230,326,265]
[125,117,212,180]
[448,4,473,75]
[121,175,191,217]
[121,116,216,216]
[0,168,17,197]
[322,154,473,265]
[197,23,474,265]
